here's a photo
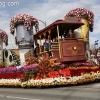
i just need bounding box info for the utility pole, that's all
[38,19,46,27]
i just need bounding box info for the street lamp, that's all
[38,19,46,27]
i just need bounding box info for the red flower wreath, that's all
[10,14,39,35]
[66,7,94,32]
[0,29,8,45]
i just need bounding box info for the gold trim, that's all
[67,45,81,55]
[57,25,61,58]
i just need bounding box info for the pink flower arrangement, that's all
[10,14,39,35]
[66,7,94,32]
[0,29,8,45]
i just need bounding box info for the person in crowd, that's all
[69,29,73,38]
[63,29,73,38]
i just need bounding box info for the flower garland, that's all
[66,8,94,32]
[10,14,39,35]
[0,29,8,45]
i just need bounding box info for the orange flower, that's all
[50,59,55,67]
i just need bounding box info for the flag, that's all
[95,42,98,45]
[95,40,99,43]
[95,40,99,45]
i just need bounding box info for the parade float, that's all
[0,8,100,88]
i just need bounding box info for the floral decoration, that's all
[0,55,100,88]
[0,29,8,45]
[71,61,95,67]
[0,67,100,88]
[66,8,94,32]
[10,14,39,35]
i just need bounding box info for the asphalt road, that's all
[0,83,100,100]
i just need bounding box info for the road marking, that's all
[93,83,100,87]
[94,84,100,86]
[0,95,7,98]
[0,95,41,100]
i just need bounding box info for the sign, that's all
[64,17,78,22]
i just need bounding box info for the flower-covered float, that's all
[0,8,100,88]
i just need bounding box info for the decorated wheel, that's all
[3,49,20,67]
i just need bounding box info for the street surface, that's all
[0,83,100,100]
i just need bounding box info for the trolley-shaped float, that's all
[34,17,86,63]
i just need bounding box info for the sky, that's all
[0,0,100,49]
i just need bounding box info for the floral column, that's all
[10,14,39,66]
[66,8,94,50]
[0,29,8,62]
